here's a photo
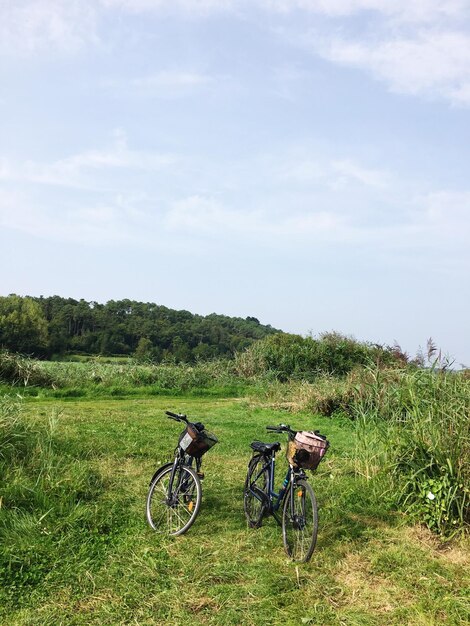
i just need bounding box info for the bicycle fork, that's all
[166,457,187,507]
[290,478,307,531]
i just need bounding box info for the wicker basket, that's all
[179,424,218,457]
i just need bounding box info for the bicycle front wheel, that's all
[146,464,202,536]
[282,479,318,562]
[243,454,269,528]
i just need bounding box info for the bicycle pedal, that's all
[197,472,205,480]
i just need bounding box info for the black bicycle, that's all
[244,424,328,562]
[146,411,218,536]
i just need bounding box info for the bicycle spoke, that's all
[146,465,202,536]
[282,479,318,562]
[146,412,217,536]
[244,455,269,528]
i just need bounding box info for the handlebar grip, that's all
[165,411,187,421]
[266,424,292,433]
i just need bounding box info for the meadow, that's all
[1,340,469,625]
[1,390,469,625]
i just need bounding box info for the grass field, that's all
[1,395,469,625]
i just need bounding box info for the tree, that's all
[0,295,49,356]
[134,337,153,362]
[25,295,281,361]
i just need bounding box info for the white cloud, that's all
[133,72,212,89]
[160,183,470,257]
[282,156,390,189]
[1,127,468,256]
[2,166,469,257]
[165,194,348,240]
[2,0,469,109]
[101,0,470,107]
[312,30,470,105]
[0,130,175,189]
[100,0,235,14]
[128,71,217,97]
[99,0,467,23]
[263,0,468,22]
[264,2,470,107]
[0,189,142,246]
[164,195,274,237]
[331,159,390,188]
[0,0,98,56]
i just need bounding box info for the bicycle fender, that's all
[149,462,174,485]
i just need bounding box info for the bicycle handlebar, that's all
[165,411,188,423]
[266,424,295,435]
[165,411,206,431]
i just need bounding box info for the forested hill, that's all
[0,295,280,361]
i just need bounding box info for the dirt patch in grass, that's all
[188,595,221,614]
[404,526,470,566]
[336,551,408,614]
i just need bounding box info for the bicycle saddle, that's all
[250,441,281,454]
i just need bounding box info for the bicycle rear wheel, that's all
[281,479,318,562]
[243,454,269,528]
[146,464,202,536]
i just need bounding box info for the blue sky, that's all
[0,1,469,364]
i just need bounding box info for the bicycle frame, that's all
[248,454,298,524]
[166,447,202,505]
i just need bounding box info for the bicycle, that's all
[146,410,218,536]
[243,424,329,562]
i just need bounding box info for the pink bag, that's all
[286,431,329,470]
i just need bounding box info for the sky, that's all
[0,1,469,365]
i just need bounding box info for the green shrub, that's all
[351,366,470,536]
[259,362,469,536]
[0,350,55,387]
[235,332,406,381]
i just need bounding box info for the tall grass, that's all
[0,350,56,388]
[0,351,249,396]
[0,396,130,610]
[254,363,469,536]
[354,367,470,537]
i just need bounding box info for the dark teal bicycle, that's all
[244,424,329,562]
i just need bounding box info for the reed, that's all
[349,366,470,536]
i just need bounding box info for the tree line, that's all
[0,295,279,361]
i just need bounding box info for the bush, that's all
[259,362,469,536]
[0,350,55,387]
[351,366,470,536]
[235,332,406,381]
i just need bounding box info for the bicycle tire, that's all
[281,479,318,562]
[146,464,202,536]
[243,454,269,528]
